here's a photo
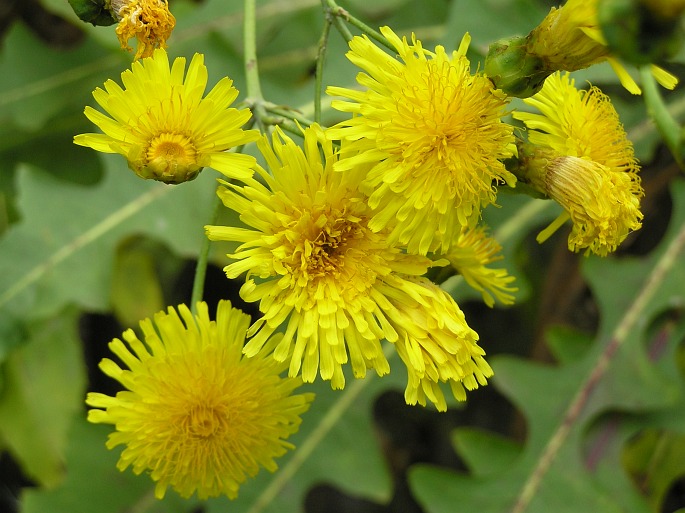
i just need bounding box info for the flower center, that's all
[182,404,225,440]
[306,218,354,277]
[145,133,200,184]
[281,203,382,291]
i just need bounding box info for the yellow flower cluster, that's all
[206,124,495,410]
[74,5,654,499]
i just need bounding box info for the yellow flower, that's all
[527,0,677,94]
[445,226,517,307]
[111,0,176,60]
[74,48,258,184]
[327,26,517,255]
[206,125,491,409]
[513,72,643,256]
[391,278,493,412]
[86,301,314,500]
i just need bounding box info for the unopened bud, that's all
[485,36,550,98]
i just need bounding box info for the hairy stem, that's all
[188,1,264,313]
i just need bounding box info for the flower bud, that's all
[485,36,549,97]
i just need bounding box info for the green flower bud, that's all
[68,0,116,26]
[598,0,684,64]
[485,36,550,98]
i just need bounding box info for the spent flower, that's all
[111,0,176,59]
[75,48,258,184]
[86,301,314,500]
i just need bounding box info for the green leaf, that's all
[452,428,522,477]
[0,315,25,370]
[623,429,685,511]
[0,306,86,488]
[584,312,685,512]
[0,23,124,132]
[545,326,594,364]
[21,417,201,513]
[0,158,219,324]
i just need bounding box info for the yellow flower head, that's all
[205,125,491,409]
[513,72,643,256]
[111,0,175,60]
[446,226,517,307]
[74,48,258,184]
[529,0,607,71]
[392,278,493,412]
[86,301,314,500]
[528,0,677,94]
[327,26,517,255]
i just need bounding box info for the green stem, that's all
[189,1,264,314]
[324,0,393,51]
[639,66,683,167]
[190,190,222,314]
[315,4,334,123]
[244,0,263,101]
[324,0,353,43]
[263,103,317,127]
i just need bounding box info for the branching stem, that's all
[323,0,393,51]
